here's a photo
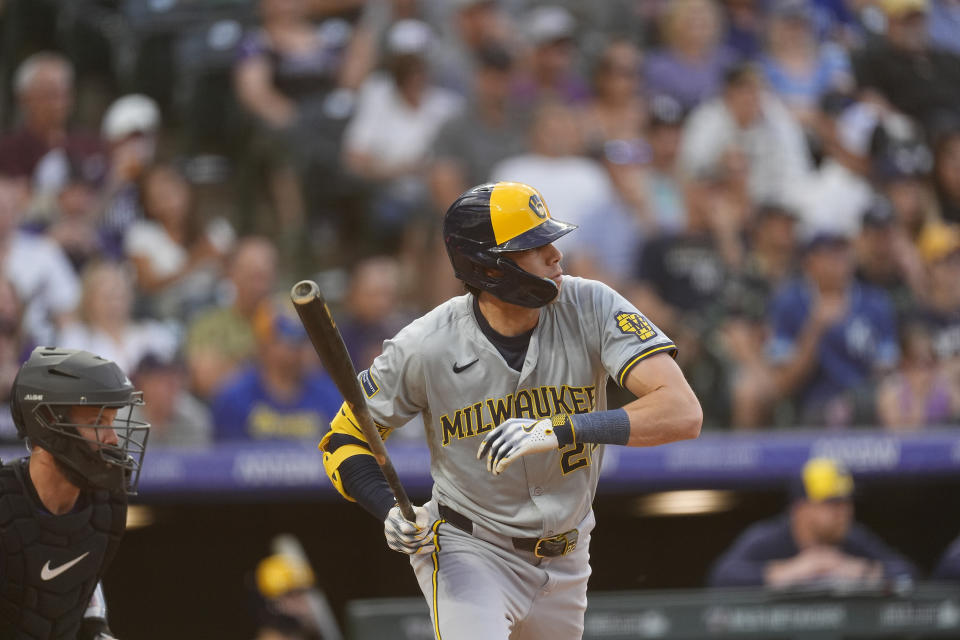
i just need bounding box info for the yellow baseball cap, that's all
[918,222,960,264]
[880,0,928,17]
[799,458,854,503]
[256,553,316,599]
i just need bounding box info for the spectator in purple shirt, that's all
[709,457,917,588]
[644,0,736,111]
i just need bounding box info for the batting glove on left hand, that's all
[384,505,438,555]
[477,417,560,475]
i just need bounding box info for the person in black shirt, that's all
[708,457,916,588]
[933,125,960,225]
[719,202,799,428]
[1,347,150,639]
[633,161,748,425]
[852,0,960,131]
[853,196,922,323]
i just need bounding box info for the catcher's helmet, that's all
[10,347,150,494]
[443,182,577,307]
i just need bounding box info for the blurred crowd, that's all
[2,0,960,446]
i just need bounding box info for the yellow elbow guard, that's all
[319,402,393,501]
[322,443,373,502]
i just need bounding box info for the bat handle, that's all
[379,456,417,522]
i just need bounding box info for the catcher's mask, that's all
[11,347,150,495]
[443,182,577,307]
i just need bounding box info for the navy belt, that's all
[438,504,578,558]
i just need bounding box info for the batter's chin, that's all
[549,274,564,297]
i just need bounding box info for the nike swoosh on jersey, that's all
[452,358,479,374]
[40,551,90,581]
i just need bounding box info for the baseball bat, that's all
[290,280,416,522]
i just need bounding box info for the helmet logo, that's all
[528,194,548,220]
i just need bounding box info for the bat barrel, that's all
[291,280,321,305]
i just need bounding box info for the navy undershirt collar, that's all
[472,296,535,372]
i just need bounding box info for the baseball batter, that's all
[320,182,702,639]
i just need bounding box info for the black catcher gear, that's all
[0,459,126,638]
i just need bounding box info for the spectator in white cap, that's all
[342,19,463,250]
[102,94,161,146]
[99,94,162,260]
[511,5,590,108]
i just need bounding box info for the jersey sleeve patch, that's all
[617,342,678,387]
[615,311,657,342]
[360,369,379,398]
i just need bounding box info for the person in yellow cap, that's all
[708,457,916,587]
[909,222,960,383]
[252,553,321,640]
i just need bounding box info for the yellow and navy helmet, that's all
[443,182,577,307]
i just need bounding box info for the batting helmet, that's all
[10,347,150,495]
[443,182,577,307]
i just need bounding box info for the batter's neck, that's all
[476,294,540,337]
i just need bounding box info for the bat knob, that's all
[291,280,321,305]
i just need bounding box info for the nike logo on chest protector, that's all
[452,358,479,374]
[40,551,90,581]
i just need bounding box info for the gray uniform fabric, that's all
[361,275,675,638]
[411,500,595,640]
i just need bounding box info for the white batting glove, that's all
[477,417,559,475]
[384,505,438,555]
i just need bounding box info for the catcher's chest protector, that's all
[0,459,126,639]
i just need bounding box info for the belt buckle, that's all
[534,529,579,558]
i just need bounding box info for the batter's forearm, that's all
[621,385,702,447]
[340,455,397,521]
[554,386,700,448]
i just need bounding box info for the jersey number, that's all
[560,443,589,475]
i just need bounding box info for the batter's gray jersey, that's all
[359,276,676,539]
